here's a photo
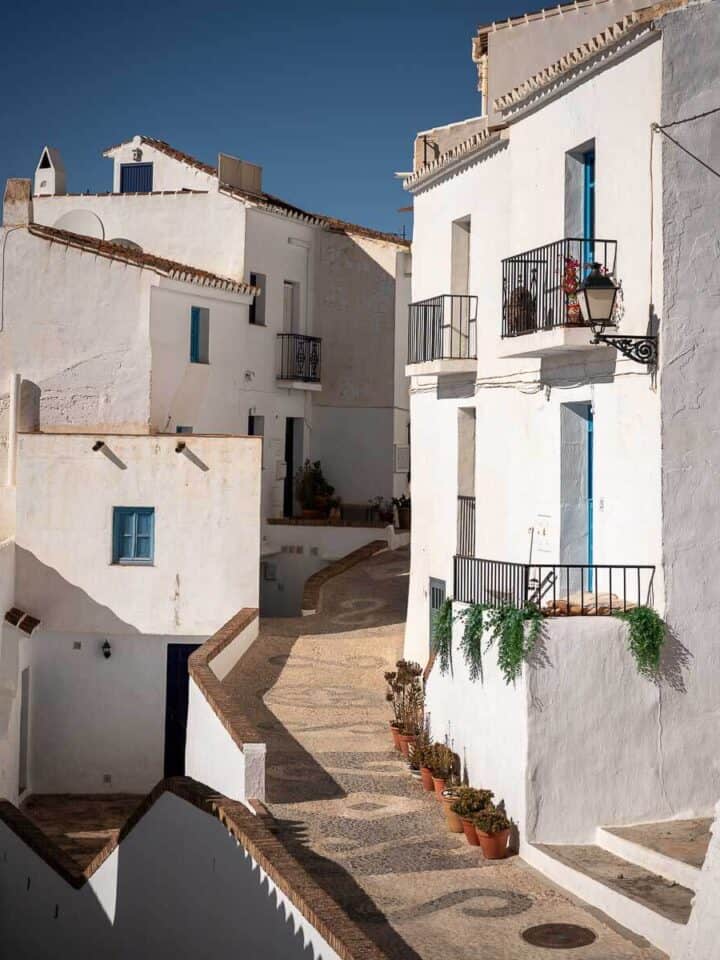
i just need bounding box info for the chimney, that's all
[217,153,263,194]
[34,146,67,197]
[3,179,33,226]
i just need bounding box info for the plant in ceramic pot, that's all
[472,806,511,860]
[412,727,435,791]
[384,669,403,749]
[563,256,582,324]
[294,459,335,518]
[428,743,458,800]
[440,787,464,833]
[392,494,411,530]
[396,661,424,757]
[450,787,495,847]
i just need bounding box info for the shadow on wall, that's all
[14,547,142,635]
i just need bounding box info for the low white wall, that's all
[0,790,342,960]
[0,538,31,805]
[185,679,265,804]
[426,612,713,846]
[28,631,201,795]
[425,613,528,835]
[675,798,720,960]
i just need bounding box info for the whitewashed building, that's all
[402,0,720,951]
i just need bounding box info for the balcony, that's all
[457,496,476,557]
[406,295,478,376]
[499,238,617,359]
[276,333,322,390]
[454,557,655,616]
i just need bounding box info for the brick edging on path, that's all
[0,780,392,959]
[301,540,388,614]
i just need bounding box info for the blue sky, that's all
[1,1,513,234]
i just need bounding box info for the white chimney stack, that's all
[34,146,67,197]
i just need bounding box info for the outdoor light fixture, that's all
[175,441,186,453]
[580,262,657,365]
[101,639,112,660]
[92,440,105,452]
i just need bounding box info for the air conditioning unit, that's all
[394,444,410,473]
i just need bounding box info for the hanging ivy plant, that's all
[432,597,454,676]
[485,603,543,684]
[614,605,665,677]
[457,603,489,681]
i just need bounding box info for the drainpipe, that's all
[7,372,20,486]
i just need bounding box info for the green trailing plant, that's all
[432,597,454,675]
[485,603,543,684]
[457,603,489,681]
[614,605,666,677]
[472,805,511,835]
[450,786,494,819]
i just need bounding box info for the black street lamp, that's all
[579,262,657,365]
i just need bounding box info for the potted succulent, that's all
[412,728,435,792]
[450,787,495,847]
[294,460,335,518]
[427,743,458,800]
[472,806,511,860]
[392,495,411,531]
[384,670,403,750]
[441,788,464,833]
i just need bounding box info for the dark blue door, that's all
[120,162,153,193]
[164,643,200,777]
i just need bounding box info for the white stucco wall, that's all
[14,433,261,636]
[0,538,31,805]
[0,790,343,960]
[675,797,720,960]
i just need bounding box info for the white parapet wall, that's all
[0,787,346,960]
[426,611,715,846]
[674,797,720,960]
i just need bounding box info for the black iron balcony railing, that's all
[277,333,322,383]
[457,496,476,557]
[408,294,478,363]
[502,238,617,338]
[454,556,655,616]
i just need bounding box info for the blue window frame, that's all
[112,507,155,564]
[120,163,153,193]
[190,306,209,363]
[582,149,596,271]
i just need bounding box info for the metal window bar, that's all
[501,238,617,338]
[457,496,476,557]
[454,557,655,616]
[277,333,322,383]
[408,295,478,363]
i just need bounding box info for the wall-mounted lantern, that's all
[580,262,657,365]
[101,639,112,660]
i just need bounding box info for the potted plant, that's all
[440,788,464,833]
[450,787,495,847]
[384,670,403,749]
[327,496,342,525]
[563,256,582,324]
[395,660,424,757]
[392,494,411,530]
[427,743,458,799]
[412,727,435,792]
[472,806,511,860]
[294,460,335,518]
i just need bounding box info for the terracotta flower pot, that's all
[398,733,416,758]
[390,724,401,750]
[419,766,434,791]
[441,794,464,833]
[475,827,510,860]
[461,817,480,846]
[432,776,447,800]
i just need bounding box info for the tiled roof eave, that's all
[403,129,506,193]
[27,224,259,298]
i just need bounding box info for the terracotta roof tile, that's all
[102,136,409,247]
[27,224,259,297]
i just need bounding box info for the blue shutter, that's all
[583,150,596,270]
[190,307,200,362]
[120,163,153,193]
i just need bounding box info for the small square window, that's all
[176,425,193,434]
[190,306,210,363]
[112,507,155,564]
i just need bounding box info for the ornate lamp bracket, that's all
[591,333,657,366]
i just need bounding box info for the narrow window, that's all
[249,273,266,326]
[248,413,265,437]
[112,507,155,564]
[120,163,153,193]
[175,425,193,434]
[283,281,300,333]
[190,306,209,363]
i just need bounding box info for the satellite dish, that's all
[54,210,105,239]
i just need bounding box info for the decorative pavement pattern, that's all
[225,547,666,960]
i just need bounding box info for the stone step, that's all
[528,841,694,955]
[596,818,711,892]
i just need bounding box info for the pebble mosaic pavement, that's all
[225,547,667,960]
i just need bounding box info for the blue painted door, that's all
[120,163,153,193]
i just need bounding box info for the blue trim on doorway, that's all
[583,149,595,271]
